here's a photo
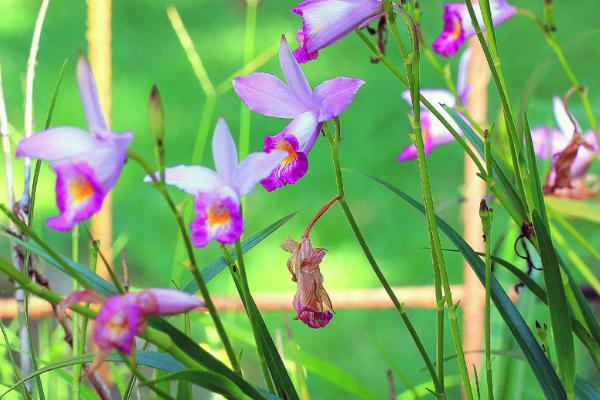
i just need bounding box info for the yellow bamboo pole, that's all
[87,0,112,279]
[462,37,491,374]
[0,284,521,319]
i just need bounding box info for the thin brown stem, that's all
[302,195,341,238]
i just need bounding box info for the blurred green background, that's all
[0,0,599,398]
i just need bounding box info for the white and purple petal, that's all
[232,73,310,118]
[77,55,108,135]
[291,0,383,62]
[285,111,321,153]
[148,165,221,195]
[130,289,204,316]
[433,1,515,57]
[235,150,287,195]
[15,127,98,161]
[432,3,469,57]
[212,118,239,184]
[313,77,365,121]
[552,96,579,139]
[280,36,314,105]
[456,47,473,101]
[530,127,566,160]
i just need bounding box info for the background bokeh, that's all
[0,0,599,398]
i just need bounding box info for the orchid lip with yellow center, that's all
[191,191,243,247]
[276,139,299,165]
[47,162,105,231]
[207,202,232,227]
[69,176,95,205]
[261,132,309,191]
[449,13,463,40]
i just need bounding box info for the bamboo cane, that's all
[462,37,492,374]
[86,0,113,279]
[0,284,521,319]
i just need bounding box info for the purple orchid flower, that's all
[291,0,384,63]
[433,0,516,57]
[145,118,286,247]
[58,288,202,373]
[532,97,599,186]
[397,48,472,161]
[233,36,364,191]
[15,56,132,231]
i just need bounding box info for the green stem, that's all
[545,34,600,144]
[481,203,494,400]
[464,0,529,209]
[221,245,275,392]
[239,0,258,160]
[71,225,82,400]
[389,7,474,397]
[0,255,230,391]
[323,122,442,396]
[127,151,240,374]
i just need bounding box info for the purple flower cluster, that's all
[21,0,596,345]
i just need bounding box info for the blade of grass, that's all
[532,211,576,398]
[182,211,297,294]
[363,173,567,399]
[0,320,30,400]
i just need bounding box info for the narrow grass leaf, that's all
[546,197,600,224]
[532,210,576,397]
[147,317,277,400]
[445,107,526,220]
[183,211,297,293]
[141,369,246,399]
[522,117,547,222]
[364,173,566,400]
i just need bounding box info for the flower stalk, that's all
[127,151,241,374]
[480,199,494,400]
[386,4,473,397]
[322,120,442,395]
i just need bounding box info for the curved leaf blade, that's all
[364,173,567,400]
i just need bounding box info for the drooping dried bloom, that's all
[58,289,203,373]
[532,97,600,197]
[15,56,133,230]
[282,236,333,328]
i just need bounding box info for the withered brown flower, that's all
[281,236,333,328]
[544,133,594,195]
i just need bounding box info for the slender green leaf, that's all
[147,317,277,400]
[141,369,246,399]
[522,116,547,222]
[445,107,526,220]
[242,294,299,400]
[298,352,378,400]
[557,257,600,347]
[575,377,600,400]
[533,210,576,397]
[397,376,460,400]
[364,173,567,399]
[0,212,296,297]
[1,350,276,400]
[546,197,600,224]
[182,211,297,293]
